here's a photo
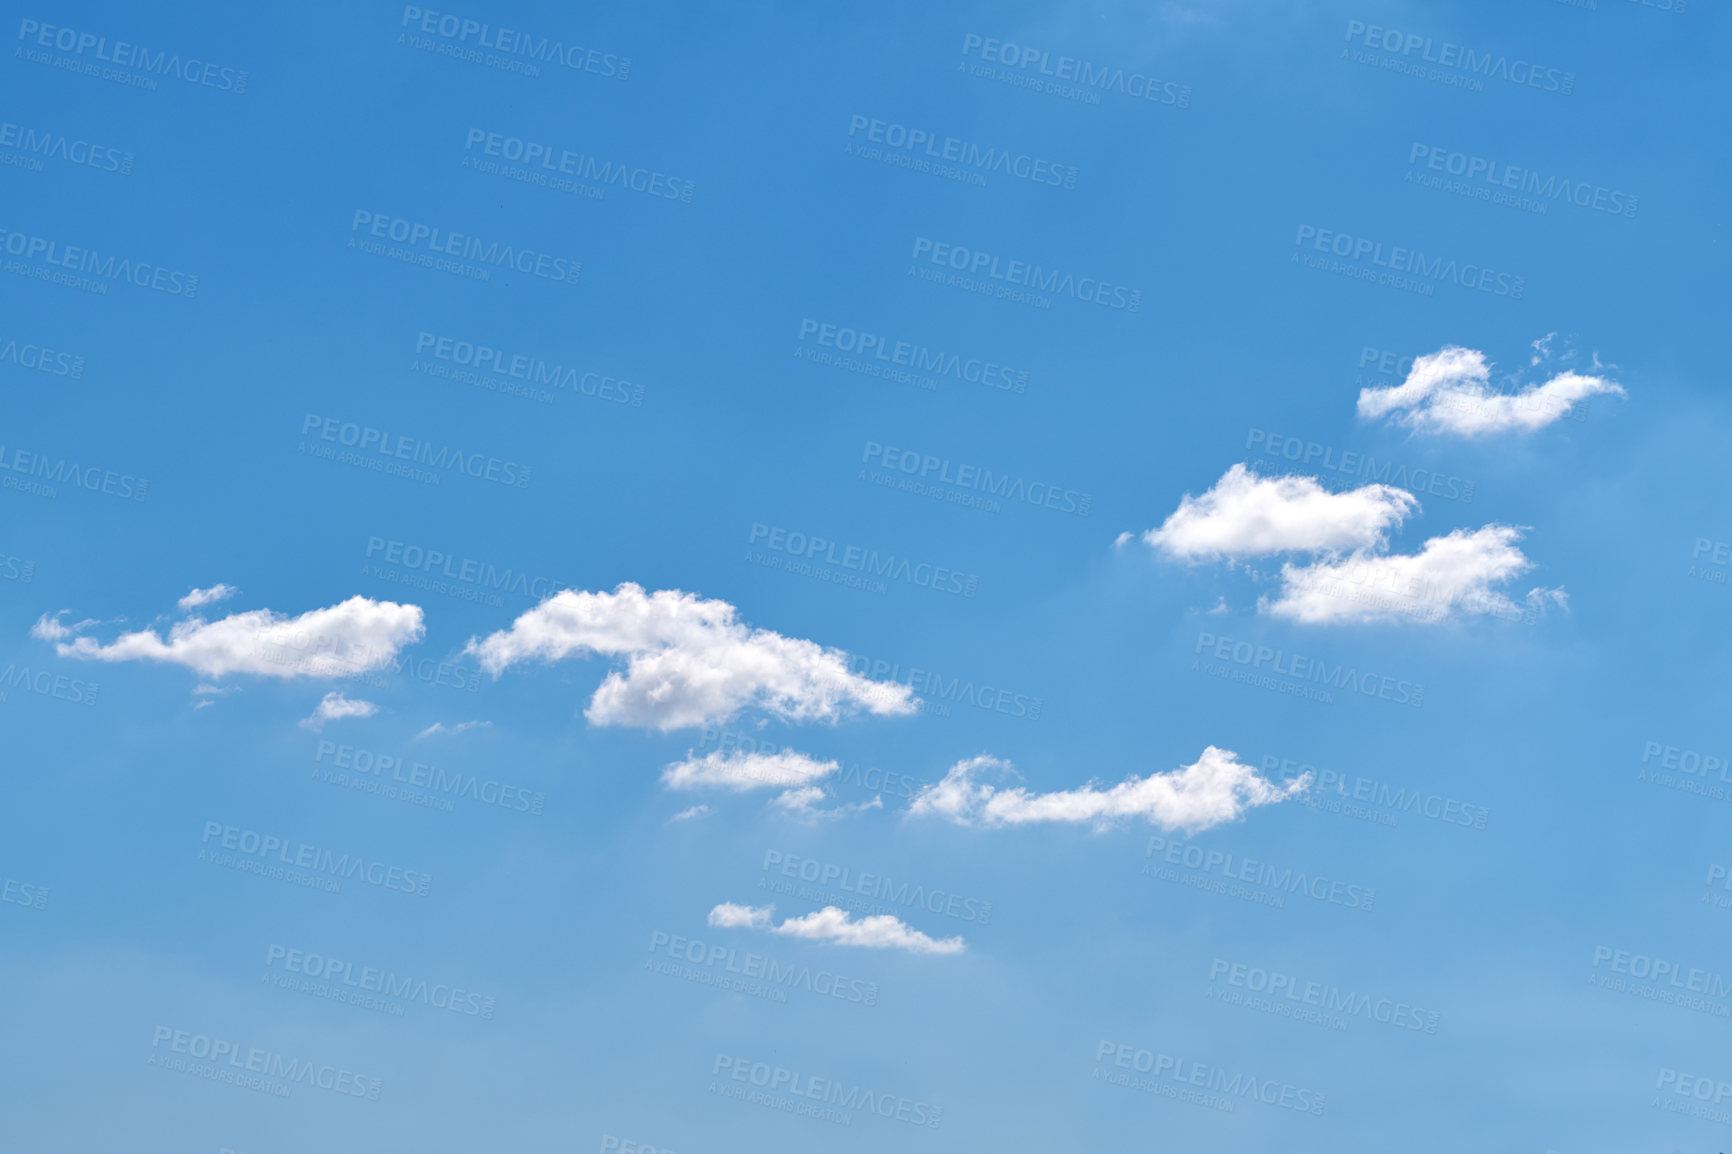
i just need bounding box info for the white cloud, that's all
[660,748,840,792]
[1133,459,1542,629]
[708,902,774,929]
[1531,587,1569,613]
[31,614,73,642]
[656,749,881,819]
[909,747,1309,834]
[670,805,711,822]
[770,787,882,820]
[465,583,917,731]
[706,903,964,956]
[1264,525,1534,625]
[415,720,492,739]
[299,691,379,732]
[191,683,235,710]
[1358,345,1623,436]
[1138,464,1417,561]
[178,584,237,611]
[43,596,424,680]
[30,613,98,642]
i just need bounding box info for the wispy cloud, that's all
[415,720,492,739]
[660,749,840,792]
[177,584,238,611]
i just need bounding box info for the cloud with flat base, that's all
[300,691,379,731]
[465,583,916,731]
[1264,524,1551,625]
[1358,344,1623,436]
[708,902,964,955]
[1131,464,1416,561]
[1132,465,1552,626]
[909,747,1309,834]
[36,595,424,679]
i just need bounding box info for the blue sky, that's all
[3,1,1728,1150]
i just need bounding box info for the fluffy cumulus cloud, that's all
[38,596,425,679]
[909,748,1309,834]
[465,583,917,731]
[1134,464,1416,561]
[1264,524,1539,625]
[707,903,964,956]
[177,584,237,611]
[1358,345,1623,436]
[1133,461,1546,626]
[660,749,840,792]
[299,691,379,731]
